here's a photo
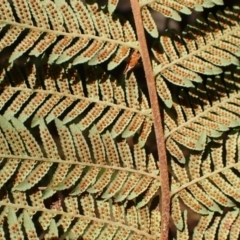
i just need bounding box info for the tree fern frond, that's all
[1,193,161,239]
[152,6,240,105]
[0,47,162,237]
[176,209,240,240]
[0,114,159,237]
[0,113,159,214]
[2,0,240,239]
[0,63,152,144]
[138,0,224,36]
[0,0,138,69]
[171,129,240,237]
[165,69,240,162]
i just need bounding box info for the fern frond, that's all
[175,208,240,240]
[0,113,159,237]
[165,68,240,163]
[0,193,160,239]
[0,55,162,238]
[138,0,223,37]
[0,0,138,69]
[171,128,240,238]
[2,0,240,239]
[152,6,240,105]
[1,61,156,198]
[0,62,152,144]
[141,0,224,13]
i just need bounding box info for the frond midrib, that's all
[0,20,139,49]
[153,24,240,76]
[8,87,152,117]
[171,160,240,197]
[1,202,157,239]
[0,154,159,179]
[165,92,240,139]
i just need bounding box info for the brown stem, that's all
[129,1,170,240]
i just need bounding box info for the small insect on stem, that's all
[124,49,141,74]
